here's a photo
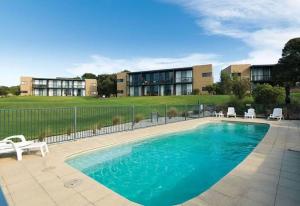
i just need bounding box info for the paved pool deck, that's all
[0,118,299,206]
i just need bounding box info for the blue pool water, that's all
[67,122,269,205]
[0,188,7,206]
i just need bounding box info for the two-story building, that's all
[116,65,213,96]
[222,64,275,88]
[20,77,98,96]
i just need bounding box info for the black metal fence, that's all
[0,104,209,144]
[0,104,298,144]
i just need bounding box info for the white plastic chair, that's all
[244,108,256,119]
[0,140,23,160]
[268,108,283,120]
[214,111,224,117]
[227,107,236,118]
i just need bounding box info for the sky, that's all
[0,0,299,86]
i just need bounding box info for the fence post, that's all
[74,107,77,140]
[185,105,187,120]
[202,104,205,117]
[198,103,201,118]
[132,105,135,130]
[165,104,167,124]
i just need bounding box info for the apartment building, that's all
[20,77,98,96]
[222,64,275,87]
[116,65,213,96]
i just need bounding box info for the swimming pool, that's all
[0,187,7,206]
[67,122,269,205]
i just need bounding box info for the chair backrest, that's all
[248,108,255,115]
[273,108,283,117]
[228,107,235,114]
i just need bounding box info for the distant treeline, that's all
[0,86,20,96]
[82,72,118,97]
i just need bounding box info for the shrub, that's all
[167,107,178,118]
[38,128,52,142]
[66,128,72,136]
[287,104,300,119]
[192,88,200,95]
[112,116,122,125]
[134,114,144,123]
[252,84,285,105]
[92,123,102,134]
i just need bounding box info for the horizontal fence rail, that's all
[0,104,299,144]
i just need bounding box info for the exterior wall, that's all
[192,64,214,94]
[222,64,251,79]
[116,72,128,97]
[20,76,33,96]
[85,79,98,96]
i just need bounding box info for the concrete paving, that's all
[0,117,299,206]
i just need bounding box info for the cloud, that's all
[68,0,300,83]
[163,0,300,64]
[68,53,224,81]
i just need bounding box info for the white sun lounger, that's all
[0,135,49,161]
[0,140,23,161]
[268,108,283,120]
[227,107,236,118]
[244,108,256,119]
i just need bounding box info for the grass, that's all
[0,94,299,141]
[0,95,232,109]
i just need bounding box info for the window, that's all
[153,73,159,83]
[202,72,212,77]
[117,90,124,94]
[21,81,26,85]
[53,89,57,96]
[117,79,124,83]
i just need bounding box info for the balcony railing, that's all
[251,75,272,82]
[175,77,192,83]
[33,84,47,88]
[73,85,85,89]
[129,79,174,86]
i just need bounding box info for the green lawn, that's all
[0,95,231,140]
[0,94,298,141]
[0,95,233,109]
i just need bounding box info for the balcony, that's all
[73,85,85,89]
[251,75,272,82]
[48,84,62,88]
[33,84,47,88]
[175,77,192,83]
[129,79,174,86]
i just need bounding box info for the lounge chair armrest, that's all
[4,135,26,142]
[0,139,18,150]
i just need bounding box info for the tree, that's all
[97,74,117,97]
[204,85,214,95]
[220,71,233,94]
[8,86,20,95]
[273,38,300,104]
[232,79,250,99]
[252,84,285,106]
[82,73,97,80]
[0,86,8,96]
